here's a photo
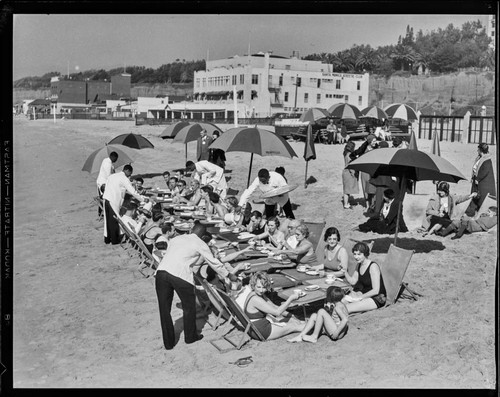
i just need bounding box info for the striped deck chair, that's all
[192,273,231,331]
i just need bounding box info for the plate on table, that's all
[219,227,231,233]
[237,235,253,241]
[306,270,319,276]
[304,285,320,292]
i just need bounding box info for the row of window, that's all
[196,74,260,88]
[283,92,363,105]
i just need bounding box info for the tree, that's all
[390,45,417,71]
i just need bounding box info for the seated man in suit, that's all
[439,206,498,239]
[358,189,408,234]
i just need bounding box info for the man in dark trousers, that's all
[358,189,408,234]
[196,128,213,161]
[154,222,238,350]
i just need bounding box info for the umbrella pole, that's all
[247,153,254,188]
[304,160,309,188]
[394,175,407,246]
[185,143,188,163]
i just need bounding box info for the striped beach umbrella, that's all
[209,126,297,187]
[82,144,136,175]
[329,103,362,120]
[159,121,191,139]
[327,103,343,114]
[299,107,330,123]
[384,103,418,121]
[360,105,388,121]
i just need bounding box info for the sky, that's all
[13,13,492,81]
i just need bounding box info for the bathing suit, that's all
[353,261,386,308]
[243,293,272,340]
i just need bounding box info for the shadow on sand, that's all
[369,236,446,254]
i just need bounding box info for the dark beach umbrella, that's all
[209,126,298,187]
[108,133,154,149]
[346,148,466,244]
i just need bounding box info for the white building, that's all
[486,15,495,49]
[137,96,168,119]
[191,51,370,118]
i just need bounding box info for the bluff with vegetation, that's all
[13,21,494,115]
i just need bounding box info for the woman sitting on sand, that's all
[320,227,348,278]
[288,286,349,343]
[242,272,304,341]
[250,216,285,248]
[269,224,317,265]
[421,181,477,237]
[342,242,386,314]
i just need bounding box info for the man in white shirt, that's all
[102,164,145,244]
[155,223,238,350]
[186,160,228,199]
[96,151,118,217]
[239,168,295,219]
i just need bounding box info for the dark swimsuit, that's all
[243,294,272,340]
[353,261,387,308]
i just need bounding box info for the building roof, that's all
[28,99,51,106]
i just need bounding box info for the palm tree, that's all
[390,45,417,71]
[355,47,380,72]
[479,48,495,70]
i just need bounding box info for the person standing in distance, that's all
[155,222,238,350]
[196,128,213,161]
[239,168,295,219]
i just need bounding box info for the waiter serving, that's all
[238,168,296,219]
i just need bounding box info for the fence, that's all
[418,115,495,145]
[134,117,274,127]
[27,113,134,121]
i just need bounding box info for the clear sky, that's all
[13,13,491,80]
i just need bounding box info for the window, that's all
[317,79,321,88]
[239,74,244,84]
[345,95,349,101]
[304,93,308,103]
[297,77,301,87]
[279,75,283,86]
[252,74,259,84]
[357,81,361,90]
[284,92,289,102]
[285,65,291,70]
[358,96,363,106]
[232,75,237,85]
[336,80,341,89]
[202,78,206,87]
[316,94,321,104]
[333,94,343,99]
[195,78,200,88]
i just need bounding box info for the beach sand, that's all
[12,118,496,388]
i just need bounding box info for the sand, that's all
[11,117,496,388]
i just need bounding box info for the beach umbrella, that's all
[303,124,316,188]
[329,103,362,121]
[172,123,222,162]
[431,130,441,156]
[107,133,154,149]
[384,103,418,121]
[327,103,343,114]
[346,148,466,245]
[360,105,388,121]
[159,121,191,139]
[298,108,330,123]
[82,144,136,175]
[209,126,298,187]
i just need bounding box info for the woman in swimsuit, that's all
[320,227,348,277]
[243,272,304,340]
[342,241,386,314]
[269,224,317,265]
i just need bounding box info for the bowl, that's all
[325,279,335,285]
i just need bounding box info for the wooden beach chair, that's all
[93,196,104,221]
[304,220,326,253]
[209,288,266,353]
[192,273,231,331]
[379,244,421,306]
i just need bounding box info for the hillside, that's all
[13,71,494,116]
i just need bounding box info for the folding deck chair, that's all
[379,243,421,305]
[192,273,231,331]
[93,196,104,221]
[304,220,326,255]
[210,288,266,353]
[114,215,158,277]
